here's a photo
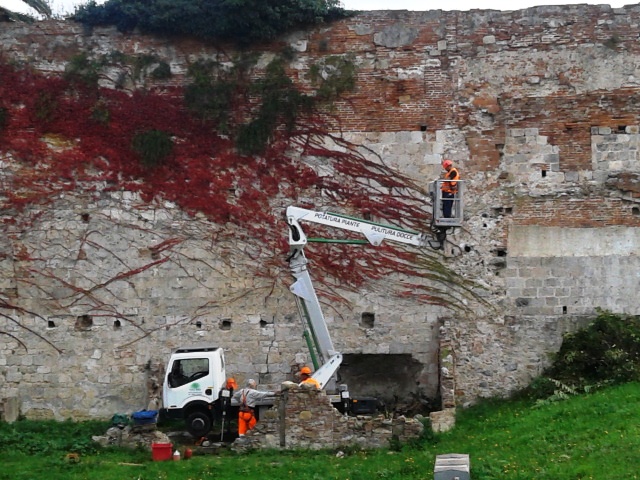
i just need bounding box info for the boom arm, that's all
[287,206,429,248]
[286,206,439,389]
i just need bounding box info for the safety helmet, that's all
[300,366,312,375]
[226,377,238,390]
[442,159,453,169]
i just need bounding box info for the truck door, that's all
[164,356,214,409]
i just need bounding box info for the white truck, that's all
[161,346,227,437]
[160,181,463,434]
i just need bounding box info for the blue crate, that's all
[132,409,158,425]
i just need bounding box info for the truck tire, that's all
[186,411,212,438]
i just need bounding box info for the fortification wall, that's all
[2,5,640,420]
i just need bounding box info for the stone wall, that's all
[232,383,424,451]
[2,4,640,421]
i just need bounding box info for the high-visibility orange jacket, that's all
[441,167,460,194]
[300,377,321,389]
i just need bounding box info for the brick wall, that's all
[3,4,640,420]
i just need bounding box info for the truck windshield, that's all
[168,358,210,388]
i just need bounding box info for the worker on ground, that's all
[226,377,238,393]
[441,159,460,219]
[299,366,321,389]
[232,378,275,437]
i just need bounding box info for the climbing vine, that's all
[0,51,478,351]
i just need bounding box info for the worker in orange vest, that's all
[299,366,321,389]
[441,159,460,219]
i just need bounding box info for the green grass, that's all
[2,382,640,479]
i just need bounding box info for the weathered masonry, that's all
[1,4,640,421]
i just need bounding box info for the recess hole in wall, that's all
[220,319,232,330]
[80,213,90,223]
[150,249,160,260]
[617,125,627,132]
[259,319,268,328]
[562,306,567,314]
[494,248,507,257]
[464,244,473,253]
[632,207,640,216]
[420,125,427,132]
[75,314,93,330]
[492,206,513,216]
[496,144,505,161]
[195,320,202,328]
[541,169,547,178]
[47,320,56,328]
[360,312,375,328]
[113,319,121,329]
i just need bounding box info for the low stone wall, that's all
[232,383,424,451]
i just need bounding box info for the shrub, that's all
[520,310,640,401]
[74,0,350,46]
[131,129,173,168]
[548,310,640,384]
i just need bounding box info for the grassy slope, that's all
[1,382,639,480]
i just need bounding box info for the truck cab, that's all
[161,346,226,438]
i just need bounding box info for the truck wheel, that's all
[186,411,212,438]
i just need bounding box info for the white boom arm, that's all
[286,206,429,248]
[286,206,432,390]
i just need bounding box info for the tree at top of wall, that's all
[0,0,51,21]
[73,0,352,46]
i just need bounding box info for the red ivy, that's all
[0,58,458,304]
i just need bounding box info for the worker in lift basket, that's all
[232,379,275,436]
[299,366,321,389]
[441,159,460,219]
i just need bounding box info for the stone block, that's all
[429,408,456,433]
[1,397,20,423]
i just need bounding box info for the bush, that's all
[0,419,107,455]
[74,0,350,46]
[548,310,640,384]
[131,129,173,168]
[520,310,640,401]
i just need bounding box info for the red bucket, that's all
[151,443,173,461]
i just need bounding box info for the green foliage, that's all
[237,56,313,154]
[520,310,640,402]
[533,379,593,407]
[184,51,356,155]
[74,0,350,46]
[549,309,640,384]
[131,129,173,168]
[0,419,107,455]
[184,57,254,132]
[63,53,102,88]
[308,54,356,102]
[151,61,172,80]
